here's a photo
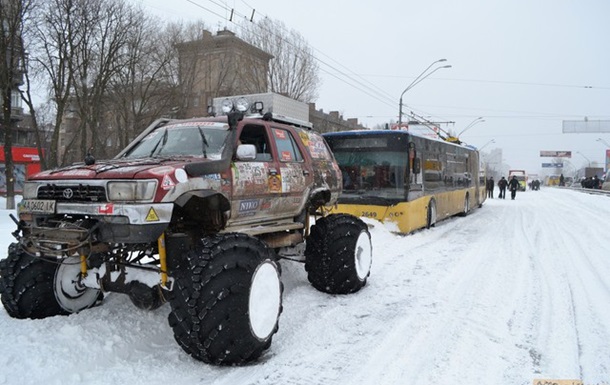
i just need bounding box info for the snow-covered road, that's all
[1,188,609,385]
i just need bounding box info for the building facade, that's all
[176,29,273,118]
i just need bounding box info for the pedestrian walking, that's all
[486,177,494,198]
[497,176,508,199]
[508,175,520,200]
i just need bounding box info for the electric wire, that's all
[182,0,399,110]
[170,0,609,126]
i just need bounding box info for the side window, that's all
[239,124,272,161]
[301,131,334,160]
[272,128,303,162]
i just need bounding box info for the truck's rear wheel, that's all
[305,214,372,294]
[167,233,283,365]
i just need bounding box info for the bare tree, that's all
[63,0,143,163]
[29,0,78,168]
[18,0,47,170]
[0,0,33,209]
[106,19,198,150]
[239,17,320,103]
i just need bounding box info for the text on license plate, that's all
[21,200,56,214]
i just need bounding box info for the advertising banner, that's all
[540,151,571,158]
[562,119,610,133]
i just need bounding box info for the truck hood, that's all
[29,157,202,180]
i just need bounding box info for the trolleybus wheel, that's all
[426,199,437,229]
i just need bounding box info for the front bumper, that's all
[19,201,174,244]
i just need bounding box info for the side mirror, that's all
[236,144,256,160]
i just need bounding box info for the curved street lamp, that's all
[596,137,610,148]
[576,151,591,167]
[398,59,452,127]
[457,117,485,138]
[479,139,495,151]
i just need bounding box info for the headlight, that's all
[23,182,40,199]
[107,181,157,202]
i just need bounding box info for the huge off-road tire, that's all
[0,243,66,319]
[167,233,283,365]
[0,244,101,319]
[305,214,372,294]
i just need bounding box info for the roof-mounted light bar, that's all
[211,93,312,128]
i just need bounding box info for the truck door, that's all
[269,126,313,218]
[231,124,277,223]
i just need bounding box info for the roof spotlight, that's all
[221,99,233,113]
[235,97,249,112]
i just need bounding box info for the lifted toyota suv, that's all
[0,94,372,365]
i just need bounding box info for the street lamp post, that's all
[597,138,610,174]
[457,117,485,138]
[596,138,610,148]
[576,151,591,167]
[562,159,576,177]
[479,139,495,151]
[398,59,452,127]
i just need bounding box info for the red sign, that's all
[98,204,114,214]
[0,146,41,163]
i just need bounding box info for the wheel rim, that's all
[54,256,100,313]
[354,231,372,281]
[249,261,281,340]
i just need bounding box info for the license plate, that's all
[20,199,56,214]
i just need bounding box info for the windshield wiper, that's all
[197,126,209,159]
[149,128,168,157]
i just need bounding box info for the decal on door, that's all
[268,174,282,193]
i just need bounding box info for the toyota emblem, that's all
[62,188,74,199]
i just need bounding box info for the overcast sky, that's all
[132,0,610,175]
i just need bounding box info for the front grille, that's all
[37,184,107,202]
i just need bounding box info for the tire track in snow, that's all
[343,198,547,384]
[247,214,489,384]
[535,190,610,382]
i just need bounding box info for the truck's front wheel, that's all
[167,233,283,365]
[0,243,66,319]
[0,244,101,318]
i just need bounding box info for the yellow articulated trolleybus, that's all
[323,130,486,234]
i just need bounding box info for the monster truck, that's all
[0,94,373,365]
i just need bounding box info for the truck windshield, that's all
[123,123,230,159]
